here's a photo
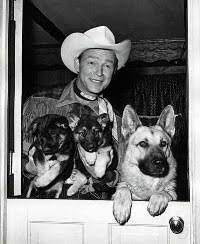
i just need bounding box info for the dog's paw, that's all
[66,170,87,196]
[147,193,170,216]
[34,163,60,187]
[113,187,132,225]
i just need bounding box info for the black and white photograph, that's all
[1,0,200,243]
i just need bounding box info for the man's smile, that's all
[90,78,103,83]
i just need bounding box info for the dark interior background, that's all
[21,0,188,200]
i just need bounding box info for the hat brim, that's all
[61,32,131,73]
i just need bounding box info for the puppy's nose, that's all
[86,143,97,152]
[87,146,95,152]
[153,159,163,165]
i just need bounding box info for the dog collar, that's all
[74,82,97,101]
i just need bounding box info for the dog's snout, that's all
[87,144,96,152]
[152,159,163,165]
[139,153,169,177]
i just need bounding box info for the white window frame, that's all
[12,0,23,196]
[1,0,200,243]
[0,1,9,243]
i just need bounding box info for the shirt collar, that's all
[73,81,97,101]
[56,79,103,108]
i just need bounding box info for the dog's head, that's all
[67,105,112,152]
[27,114,74,155]
[121,105,175,178]
[67,104,115,178]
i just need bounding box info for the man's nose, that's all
[96,65,103,76]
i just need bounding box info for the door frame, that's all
[1,0,200,243]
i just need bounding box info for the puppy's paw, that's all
[66,170,87,196]
[147,193,170,216]
[113,187,132,225]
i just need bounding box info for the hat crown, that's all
[84,26,115,45]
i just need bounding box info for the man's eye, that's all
[88,61,95,65]
[160,140,167,147]
[105,64,113,70]
[138,141,148,148]
[105,64,111,69]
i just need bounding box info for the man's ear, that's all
[74,58,80,73]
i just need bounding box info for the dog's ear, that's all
[121,105,142,137]
[66,112,80,131]
[28,114,57,133]
[27,121,38,134]
[156,105,175,138]
[97,113,110,129]
[81,105,96,117]
[26,117,44,142]
[27,121,38,142]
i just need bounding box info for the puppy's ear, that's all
[156,105,175,138]
[26,118,42,142]
[97,113,110,129]
[121,105,142,138]
[28,115,47,133]
[81,105,96,117]
[67,112,80,131]
[27,121,38,134]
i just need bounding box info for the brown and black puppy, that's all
[113,105,177,224]
[24,114,75,198]
[66,104,118,198]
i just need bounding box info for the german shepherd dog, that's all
[66,104,118,198]
[113,105,177,224]
[24,114,75,198]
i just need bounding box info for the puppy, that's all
[65,104,118,198]
[113,105,177,224]
[24,114,75,198]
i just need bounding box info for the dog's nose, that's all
[153,159,163,165]
[87,144,96,152]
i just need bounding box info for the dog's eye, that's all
[79,130,86,137]
[48,130,56,136]
[138,141,148,148]
[56,123,67,129]
[92,128,100,135]
[160,140,167,147]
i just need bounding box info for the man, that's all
[56,26,131,144]
[56,26,131,199]
[23,26,131,199]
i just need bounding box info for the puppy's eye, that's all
[56,123,67,129]
[56,122,61,127]
[48,130,56,136]
[92,128,100,135]
[160,140,167,147]
[79,130,86,137]
[60,123,67,129]
[138,141,148,148]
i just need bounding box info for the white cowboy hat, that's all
[61,26,131,73]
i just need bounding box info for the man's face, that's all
[75,49,117,95]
